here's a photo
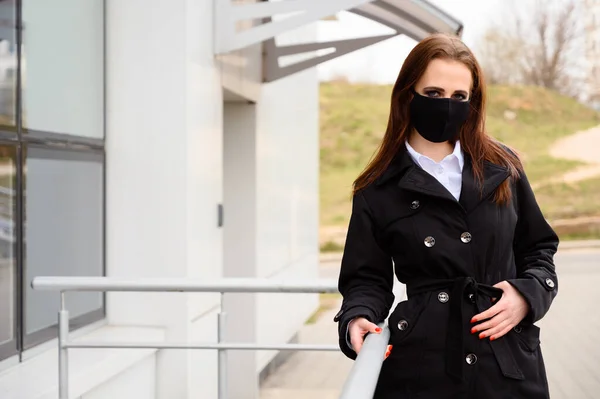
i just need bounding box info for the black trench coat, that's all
[334,146,558,399]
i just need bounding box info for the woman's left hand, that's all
[470,281,530,341]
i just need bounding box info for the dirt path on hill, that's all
[530,125,600,190]
[543,124,600,186]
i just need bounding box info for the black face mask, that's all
[409,90,471,143]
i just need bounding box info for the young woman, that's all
[333,33,558,398]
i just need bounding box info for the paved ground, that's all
[260,249,600,399]
[537,248,600,398]
[260,265,350,399]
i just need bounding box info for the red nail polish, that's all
[471,327,477,334]
[385,351,390,357]
[479,333,485,339]
[375,328,382,333]
[471,317,477,323]
[490,336,496,341]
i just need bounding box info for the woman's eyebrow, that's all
[423,86,445,92]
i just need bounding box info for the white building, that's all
[0,1,460,398]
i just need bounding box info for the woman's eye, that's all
[425,90,440,98]
[452,93,468,101]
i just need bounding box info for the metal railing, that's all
[31,276,389,399]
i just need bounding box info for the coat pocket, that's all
[387,293,429,346]
[377,294,430,395]
[513,323,541,352]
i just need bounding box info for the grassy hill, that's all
[320,82,600,233]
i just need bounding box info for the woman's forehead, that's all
[417,58,472,91]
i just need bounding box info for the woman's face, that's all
[414,58,472,102]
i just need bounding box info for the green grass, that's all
[320,82,393,226]
[306,293,342,324]
[320,240,345,253]
[537,177,600,221]
[0,176,12,188]
[484,85,597,183]
[320,82,600,228]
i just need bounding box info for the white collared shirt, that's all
[405,140,464,200]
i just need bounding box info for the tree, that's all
[476,0,586,99]
[475,28,526,85]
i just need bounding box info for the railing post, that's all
[218,293,228,399]
[58,292,69,399]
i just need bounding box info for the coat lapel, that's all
[397,166,459,204]
[459,156,511,214]
[377,146,511,214]
[377,145,460,204]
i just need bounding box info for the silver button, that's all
[468,293,475,303]
[465,353,477,365]
[398,320,409,331]
[460,232,472,243]
[545,278,555,289]
[424,236,435,247]
[514,326,522,334]
[438,292,449,303]
[410,200,420,210]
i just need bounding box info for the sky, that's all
[315,0,507,83]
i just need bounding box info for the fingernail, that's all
[471,327,477,334]
[471,317,477,323]
[479,333,485,339]
[490,336,496,341]
[385,351,390,357]
[375,328,382,333]
[387,345,392,351]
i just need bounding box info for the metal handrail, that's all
[31,276,387,399]
[339,323,389,398]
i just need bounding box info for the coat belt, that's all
[406,277,525,381]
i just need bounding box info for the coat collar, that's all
[375,145,511,213]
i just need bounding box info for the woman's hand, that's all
[471,281,530,340]
[348,317,382,353]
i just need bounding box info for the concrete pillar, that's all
[105,0,223,397]
[223,100,259,399]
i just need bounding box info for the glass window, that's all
[21,1,104,138]
[0,144,16,356]
[0,0,17,128]
[24,147,104,344]
[0,0,106,363]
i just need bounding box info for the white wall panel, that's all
[83,356,156,399]
[105,0,223,397]
[255,21,320,371]
[189,310,220,399]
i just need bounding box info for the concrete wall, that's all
[254,21,321,373]
[105,0,224,397]
[255,69,320,372]
[0,0,320,398]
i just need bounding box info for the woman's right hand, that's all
[348,317,382,353]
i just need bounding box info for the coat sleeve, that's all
[507,170,559,324]
[333,191,394,360]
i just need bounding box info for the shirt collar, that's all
[405,140,464,171]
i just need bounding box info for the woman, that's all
[333,33,558,398]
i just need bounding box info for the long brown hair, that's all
[353,33,522,204]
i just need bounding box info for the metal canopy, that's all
[351,0,463,42]
[214,0,463,83]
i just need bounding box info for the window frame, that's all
[0,0,106,363]
[0,139,19,362]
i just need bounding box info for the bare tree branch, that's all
[475,0,585,99]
